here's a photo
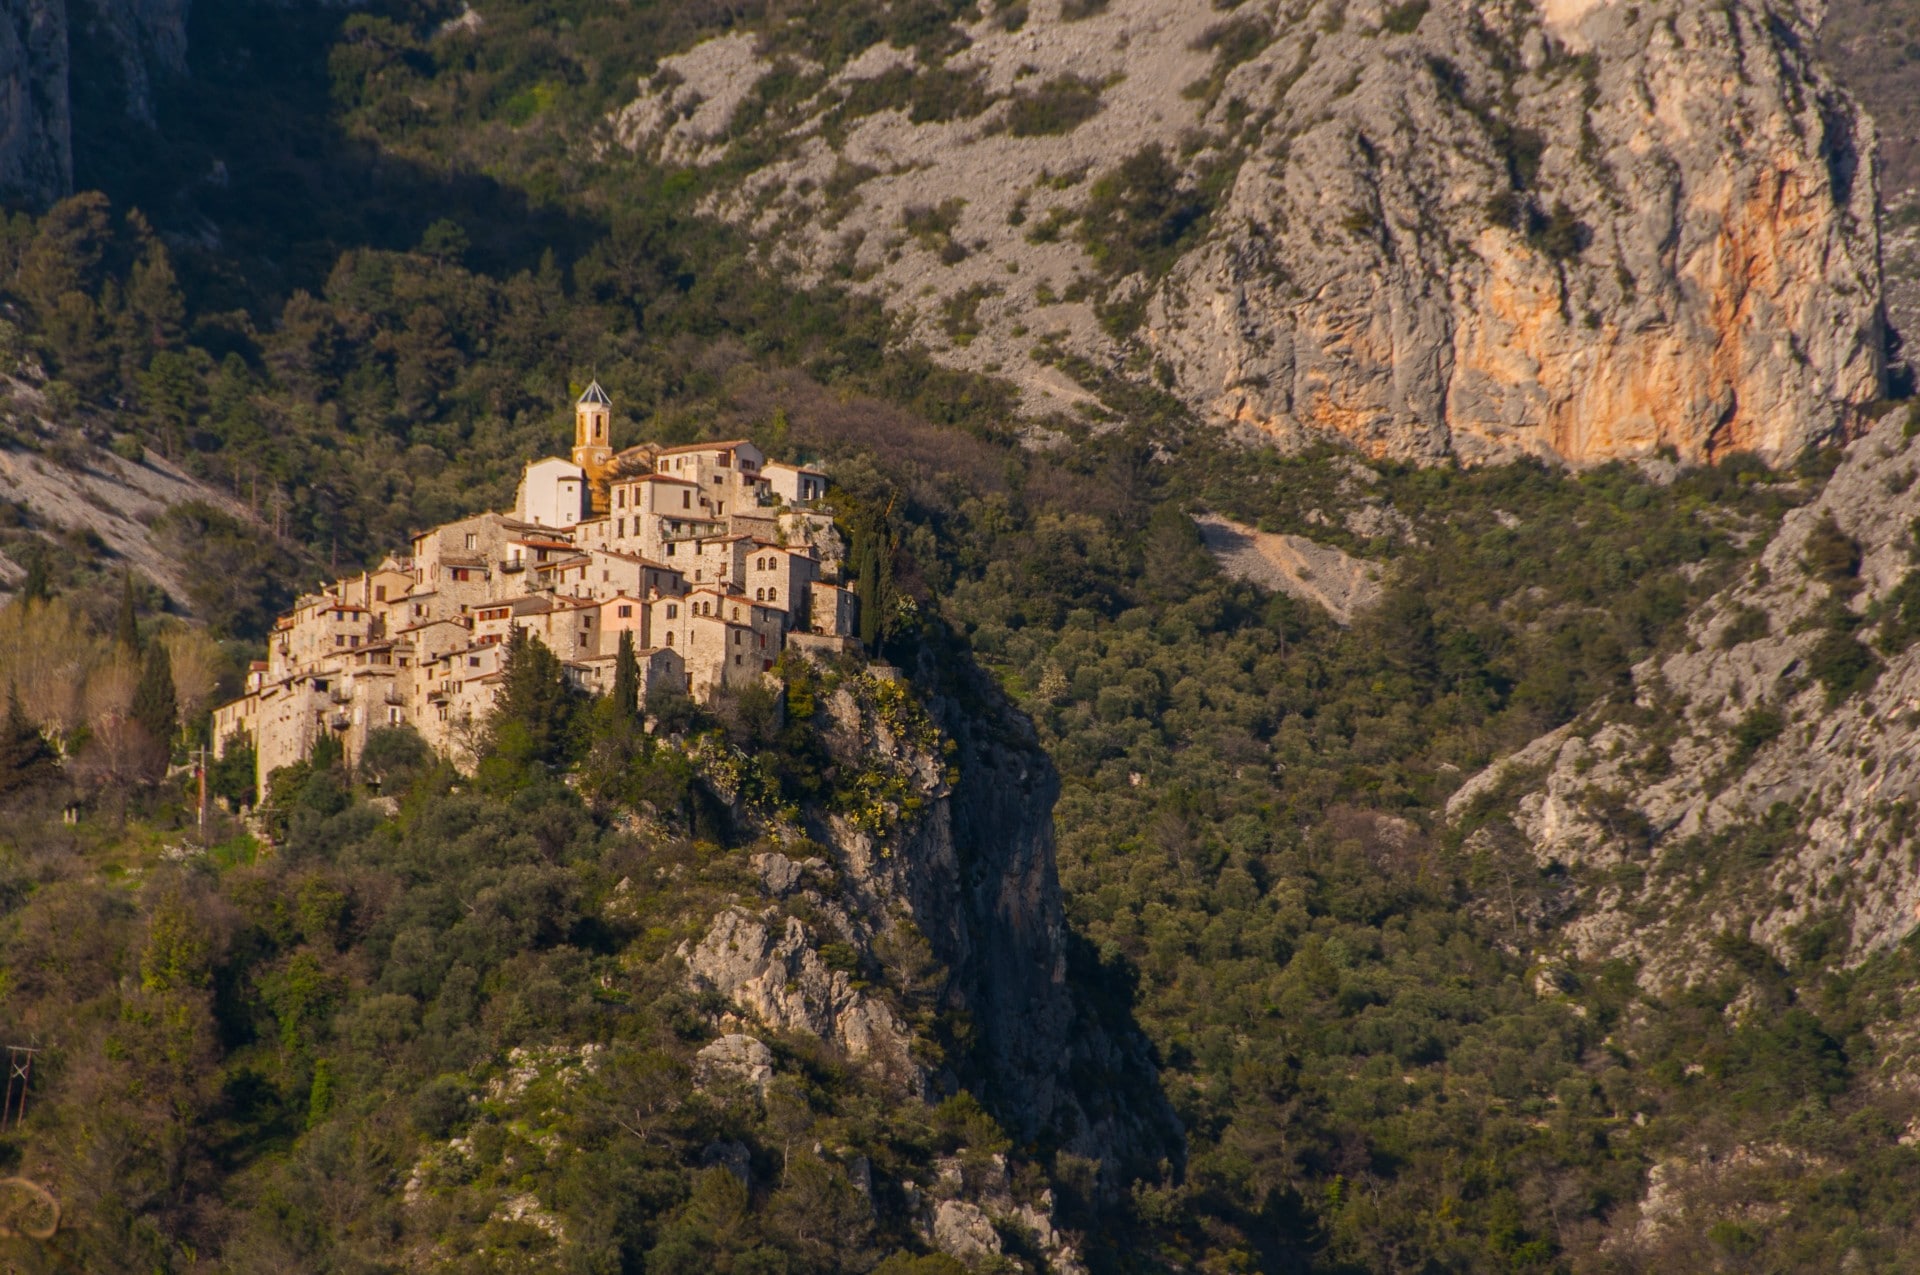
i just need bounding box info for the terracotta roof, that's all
[394,616,469,635]
[622,473,700,487]
[655,439,753,456]
[593,548,679,569]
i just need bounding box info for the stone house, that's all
[743,545,820,624]
[652,439,769,519]
[763,461,827,505]
[214,387,855,803]
[566,644,687,702]
[810,582,859,638]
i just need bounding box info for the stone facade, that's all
[213,388,855,802]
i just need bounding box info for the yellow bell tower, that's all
[574,381,613,512]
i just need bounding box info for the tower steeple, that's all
[573,381,613,511]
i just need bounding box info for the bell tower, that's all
[574,381,613,512]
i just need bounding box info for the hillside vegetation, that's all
[0,0,1917,1272]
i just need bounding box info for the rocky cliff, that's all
[0,0,189,206]
[612,0,1889,466]
[1450,401,1920,988]
[678,662,1180,1186]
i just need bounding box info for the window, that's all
[666,604,678,619]
[583,615,593,627]
[768,586,777,601]
[617,489,626,509]
[617,518,625,537]
[695,569,703,582]
[350,635,360,647]
[734,653,742,665]
[375,585,387,601]
[388,707,402,724]
[465,533,478,550]
[468,656,480,668]
[731,607,741,621]
[452,568,471,582]
[665,632,674,646]
[618,605,632,618]
[754,588,764,601]
[335,635,345,647]
[682,491,691,509]
[733,631,742,645]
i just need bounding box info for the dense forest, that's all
[2,0,1920,1271]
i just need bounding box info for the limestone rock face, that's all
[0,0,70,205]
[614,0,1887,466]
[680,665,1181,1180]
[682,907,923,1090]
[691,1034,776,1094]
[0,0,191,205]
[1153,0,1887,466]
[1453,405,1920,986]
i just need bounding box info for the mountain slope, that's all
[1452,402,1920,984]
[612,0,1889,466]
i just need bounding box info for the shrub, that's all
[1004,75,1103,137]
[1807,628,1878,704]
[1877,570,1920,653]
[1718,604,1771,649]
[1079,145,1212,280]
[1802,515,1861,585]
[1729,706,1784,766]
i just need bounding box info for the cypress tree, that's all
[612,630,640,721]
[115,570,141,652]
[0,686,56,799]
[132,638,176,754]
[19,548,51,604]
[855,524,890,649]
[488,627,576,767]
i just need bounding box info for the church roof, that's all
[578,380,612,406]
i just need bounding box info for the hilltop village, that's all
[213,385,855,797]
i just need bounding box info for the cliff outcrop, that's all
[1451,402,1920,987]
[612,0,1888,466]
[0,0,189,205]
[679,662,1180,1179]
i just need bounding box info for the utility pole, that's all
[1,1045,37,1131]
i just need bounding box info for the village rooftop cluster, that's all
[213,385,854,798]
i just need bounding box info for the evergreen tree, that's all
[486,627,578,769]
[116,570,141,652]
[132,638,176,755]
[612,630,641,722]
[309,732,344,771]
[19,548,51,604]
[854,523,892,650]
[0,686,57,800]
